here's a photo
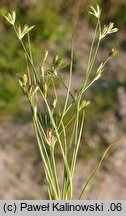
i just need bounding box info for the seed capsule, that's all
[29,84,34,95]
[47,128,52,145]
[109,48,118,57]
[32,85,39,96]
[51,98,57,113]
[42,81,47,96]
[22,85,27,94]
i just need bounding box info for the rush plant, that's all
[4,5,118,200]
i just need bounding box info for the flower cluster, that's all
[100,22,118,39]
[4,11,34,40]
[4,11,16,25]
[89,4,101,19]
[16,25,35,40]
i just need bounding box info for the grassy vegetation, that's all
[0,0,124,115]
[4,2,119,200]
[0,0,124,201]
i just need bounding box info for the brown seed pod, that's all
[22,85,27,94]
[46,128,52,145]
[42,81,47,94]
[29,84,34,95]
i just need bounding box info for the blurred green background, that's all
[0,0,126,199]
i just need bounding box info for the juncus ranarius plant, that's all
[4,5,118,200]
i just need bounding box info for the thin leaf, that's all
[78,139,120,200]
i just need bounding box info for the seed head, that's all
[42,81,47,96]
[80,100,90,111]
[16,24,35,40]
[22,73,28,85]
[89,4,101,19]
[28,84,39,97]
[29,84,34,95]
[100,23,118,40]
[109,48,118,57]
[51,98,57,112]
[4,11,16,25]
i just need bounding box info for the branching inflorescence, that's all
[4,4,118,200]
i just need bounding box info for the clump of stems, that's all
[4,5,118,200]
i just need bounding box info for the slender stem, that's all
[28,33,33,64]
[30,96,59,199]
[51,77,58,101]
[62,122,67,155]
[67,18,101,195]
[34,117,59,197]
[58,25,75,128]
[27,33,36,83]
[61,121,71,199]
[80,19,101,97]
[57,27,76,197]
[25,54,31,84]
[78,139,120,200]
[50,146,61,199]
[87,21,99,74]
[13,25,39,82]
[71,110,85,177]
[21,39,39,82]
[33,117,59,199]
[39,87,72,192]
[57,76,74,100]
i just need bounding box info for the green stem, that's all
[39,87,72,196]
[78,140,119,200]
[28,33,33,64]
[80,19,101,96]
[33,117,59,199]
[50,145,61,199]
[58,26,75,129]
[70,110,85,179]
[13,25,39,82]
